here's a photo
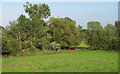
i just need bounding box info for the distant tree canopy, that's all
[1,2,119,56]
[24,2,51,19]
[86,21,118,50]
[87,21,103,30]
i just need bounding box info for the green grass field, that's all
[2,50,118,72]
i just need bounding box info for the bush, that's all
[26,40,32,48]
[48,42,61,50]
[2,37,19,56]
[23,40,37,51]
[9,39,19,55]
[20,49,30,56]
[21,42,28,49]
[29,45,36,51]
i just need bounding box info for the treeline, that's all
[0,2,119,56]
[85,21,119,50]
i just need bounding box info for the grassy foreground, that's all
[2,50,118,72]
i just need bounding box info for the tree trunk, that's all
[16,36,18,41]
[37,5,39,16]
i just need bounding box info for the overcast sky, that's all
[1,2,118,29]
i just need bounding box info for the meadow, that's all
[2,50,118,72]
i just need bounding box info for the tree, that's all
[23,2,51,50]
[24,2,51,19]
[30,16,51,50]
[87,21,118,50]
[87,21,104,50]
[104,24,118,50]
[87,21,103,30]
[115,21,120,39]
[115,21,120,31]
[0,25,3,54]
[2,27,19,56]
[49,17,80,49]
[3,14,32,53]
[115,21,120,50]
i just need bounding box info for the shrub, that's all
[48,42,61,50]
[21,42,28,49]
[21,49,30,56]
[2,38,19,56]
[29,45,36,51]
[26,40,32,48]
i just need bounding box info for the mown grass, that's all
[2,50,118,72]
[0,56,2,73]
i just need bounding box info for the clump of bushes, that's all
[49,42,61,51]
[2,38,19,56]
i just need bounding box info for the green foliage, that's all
[21,49,30,56]
[115,21,120,51]
[2,2,119,56]
[21,42,28,49]
[2,36,19,56]
[104,24,118,50]
[29,45,36,51]
[87,21,118,50]
[87,21,103,50]
[87,21,103,30]
[115,21,120,31]
[24,2,51,19]
[77,26,87,45]
[49,17,80,48]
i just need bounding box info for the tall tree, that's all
[87,21,104,50]
[104,24,118,50]
[24,2,51,19]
